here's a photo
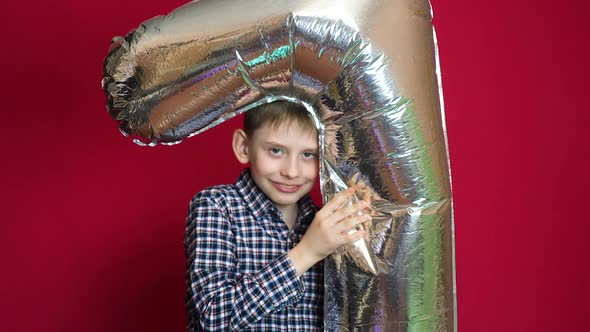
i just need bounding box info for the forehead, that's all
[249,121,318,149]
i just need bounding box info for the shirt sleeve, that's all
[185,194,305,331]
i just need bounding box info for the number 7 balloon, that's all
[102,0,456,330]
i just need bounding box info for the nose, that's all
[280,156,300,179]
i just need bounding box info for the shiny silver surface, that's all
[102,0,455,330]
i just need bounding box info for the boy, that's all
[184,101,370,331]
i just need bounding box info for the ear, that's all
[232,129,250,164]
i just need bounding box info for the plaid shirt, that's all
[185,169,323,331]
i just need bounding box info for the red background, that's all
[2,0,589,331]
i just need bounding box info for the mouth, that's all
[271,182,303,193]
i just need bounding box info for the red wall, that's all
[1,0,588,331]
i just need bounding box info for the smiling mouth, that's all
[272,182,302,193]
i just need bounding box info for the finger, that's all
[322,188,355,213]
[340,228,365,244]
[331,200,369,221]
[338,213,371,232]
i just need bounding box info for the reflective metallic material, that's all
[102,0,455,330]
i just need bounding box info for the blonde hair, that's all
[243,100,316,137]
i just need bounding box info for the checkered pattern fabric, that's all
[185,169,323,331]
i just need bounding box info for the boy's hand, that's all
[288,188,371,276]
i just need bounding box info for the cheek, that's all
[305,162,319,179]
[251,155,277,175]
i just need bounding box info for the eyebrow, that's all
[263,141,318,152]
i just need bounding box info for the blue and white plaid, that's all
[185,169,323,331]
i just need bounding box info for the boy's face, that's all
[242,121,318,212]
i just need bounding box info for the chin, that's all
[268,189,307,206]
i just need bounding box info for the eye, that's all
[302,152,317,159]
[269,148,283,156]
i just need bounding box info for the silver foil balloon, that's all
[102,0,456,330]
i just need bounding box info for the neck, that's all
[278,204,298,230]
